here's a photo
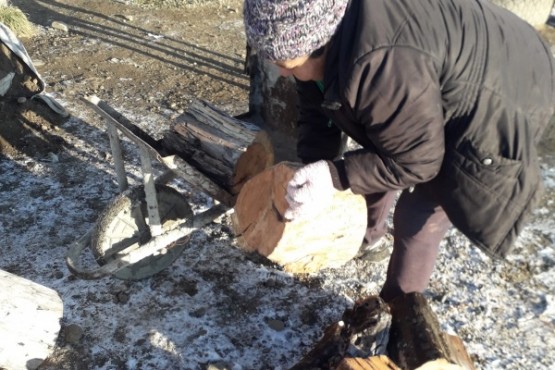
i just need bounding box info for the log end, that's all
[232,162,367,273]
[231,131,275,195]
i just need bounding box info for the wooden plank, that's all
[336,356,401,370]
[0,270,63,370]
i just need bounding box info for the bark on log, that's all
[231,161,367,273]
[0,269,63,370]
[337,356,401,370]
[387,293,475,370]
[162,99,274,197]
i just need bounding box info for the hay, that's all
[0,5,36,38]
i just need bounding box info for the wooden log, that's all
[337,356,401,370]
[387,293,475,370]
[0,269,63,370]
[231,161,367,273]
[289,295,392,369]
[162,99,274,196]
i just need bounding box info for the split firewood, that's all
[162,99,274,196]
[387,293,476,370]
[0,269,63,370]
[336,356,401,370]
[231,161,368,273]
[289,296,392,369]
[289,320,348,370]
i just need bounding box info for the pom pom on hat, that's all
[244,0,348,61]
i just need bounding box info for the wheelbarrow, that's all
[65,96,236,280]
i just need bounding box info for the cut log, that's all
[0,269,63,370]
[337,356,401,370]
[231,161,367,273]
[387,293,476,370]
[162,99,274,197]
[289,320,348,370]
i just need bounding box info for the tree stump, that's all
[0,269,63,370]
[231,161,367,273]
[387,293,475,370]
[162,99,274,197]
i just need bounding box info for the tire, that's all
[91,184,193,280]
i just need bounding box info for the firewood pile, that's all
[290,293,476,370]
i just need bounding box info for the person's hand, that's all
[284,160,335,221]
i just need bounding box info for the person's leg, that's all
[356,191,397,261]
[363,191,397,245]
[380,186,451,302]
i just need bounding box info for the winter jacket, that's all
[296,0,555,258]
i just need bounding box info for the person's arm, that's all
[332,47,445,194]
[296,79,346,164]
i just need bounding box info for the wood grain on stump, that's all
[231,161,367,273]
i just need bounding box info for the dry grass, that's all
[0,5,36,37]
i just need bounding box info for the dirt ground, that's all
[1,0,250,159]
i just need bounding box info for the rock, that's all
[206,362,231,370]
[51,21,69,32]
[116,14,134,22]
[267,319,285,331]
[64,324,84,344]
[540,294,555,324]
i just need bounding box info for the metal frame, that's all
[65,96,232,279]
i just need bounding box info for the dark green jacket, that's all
[297,0,555,257]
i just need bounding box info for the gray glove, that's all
[284,160,335,221]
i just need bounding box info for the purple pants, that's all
[363,186,452,302]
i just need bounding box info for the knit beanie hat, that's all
[244,0,349,61]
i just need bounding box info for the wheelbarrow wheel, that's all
[90,184,193,280]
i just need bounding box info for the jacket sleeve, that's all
[341,47,445,194]
[296,79,346,164]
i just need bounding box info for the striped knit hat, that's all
[244,0,349,62]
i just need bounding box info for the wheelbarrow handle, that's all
[65,203,230,280]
